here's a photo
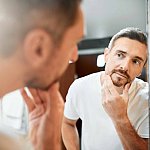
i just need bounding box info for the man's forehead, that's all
[113,37,147,47]
[110,38,147,57]
[111,38,147,51]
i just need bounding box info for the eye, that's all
[133,59,141,65]
[117,52,123,58]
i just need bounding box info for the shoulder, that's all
[72,72,101,87]
[129,78,148,100]
[131,78,148,91]
[67,72,101,95]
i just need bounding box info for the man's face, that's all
[104,37,147,87]
[27,7,84,90]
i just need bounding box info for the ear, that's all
[22,29,53,68]
[104,48,110,63]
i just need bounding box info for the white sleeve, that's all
[138,115,149,138]
[135,82,149,138]
[129,80,149,139]
[64,82,79,120]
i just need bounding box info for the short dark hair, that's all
[108,27,147,49]
[0,0,81,56]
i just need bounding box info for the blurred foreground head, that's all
[0,0,84,90]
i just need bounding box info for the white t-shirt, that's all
[0,91,32,150]
[64,72,149,150]
[0,90,28,135]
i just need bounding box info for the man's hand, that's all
[21,83,64,150]
[101,75,130,124]
[101,75,148,150]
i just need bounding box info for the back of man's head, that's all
[0,0,81,57]
[108,27,147,49]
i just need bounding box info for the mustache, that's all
[111,69,131,80]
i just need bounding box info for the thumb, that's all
[48,82,60,92]
[122,83,131,103]
[46,82,64,112]
[20,88,35,112]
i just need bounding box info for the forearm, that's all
[62,123,80,150]
[114,118,148,150]
[40,107,64,150]
[29,119,62,150]
[39,126,62,150]
[29,107,64,150]
[39,92,64,150]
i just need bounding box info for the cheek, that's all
[133,71,141,78]
[105,59,117,74]
[129,68,142,80]
[59,55,70,71]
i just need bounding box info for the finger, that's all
[125,83,131,91]
[20,88,35,112]
[29,105,45,121]
[102,81,112,104]
[37,89,49,109]
[28,88,43,105]
[101,84,106,103]
[122,83,130,103]
[48,82,60,92]
[103,81,110,97]
[37,82,60,105]
[105,75,118,95]
[48,83,64,111]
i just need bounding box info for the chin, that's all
[26,71,63,90]
[111,75,127,87]
[112,80,124,87]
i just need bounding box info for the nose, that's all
[69,45,78,63]
[120,59,130,72]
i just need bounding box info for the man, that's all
[0,0,84,149]
[62,27,149,150]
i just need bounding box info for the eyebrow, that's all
[116,50,145,62]
[134,56,144,62]
[116,50,127,55]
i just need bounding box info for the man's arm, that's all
[62,116,80,150]
[113,117,148,150]
[101,75,148,150]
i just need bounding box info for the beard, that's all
[26,76,60,91]
[110,69,131,87]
